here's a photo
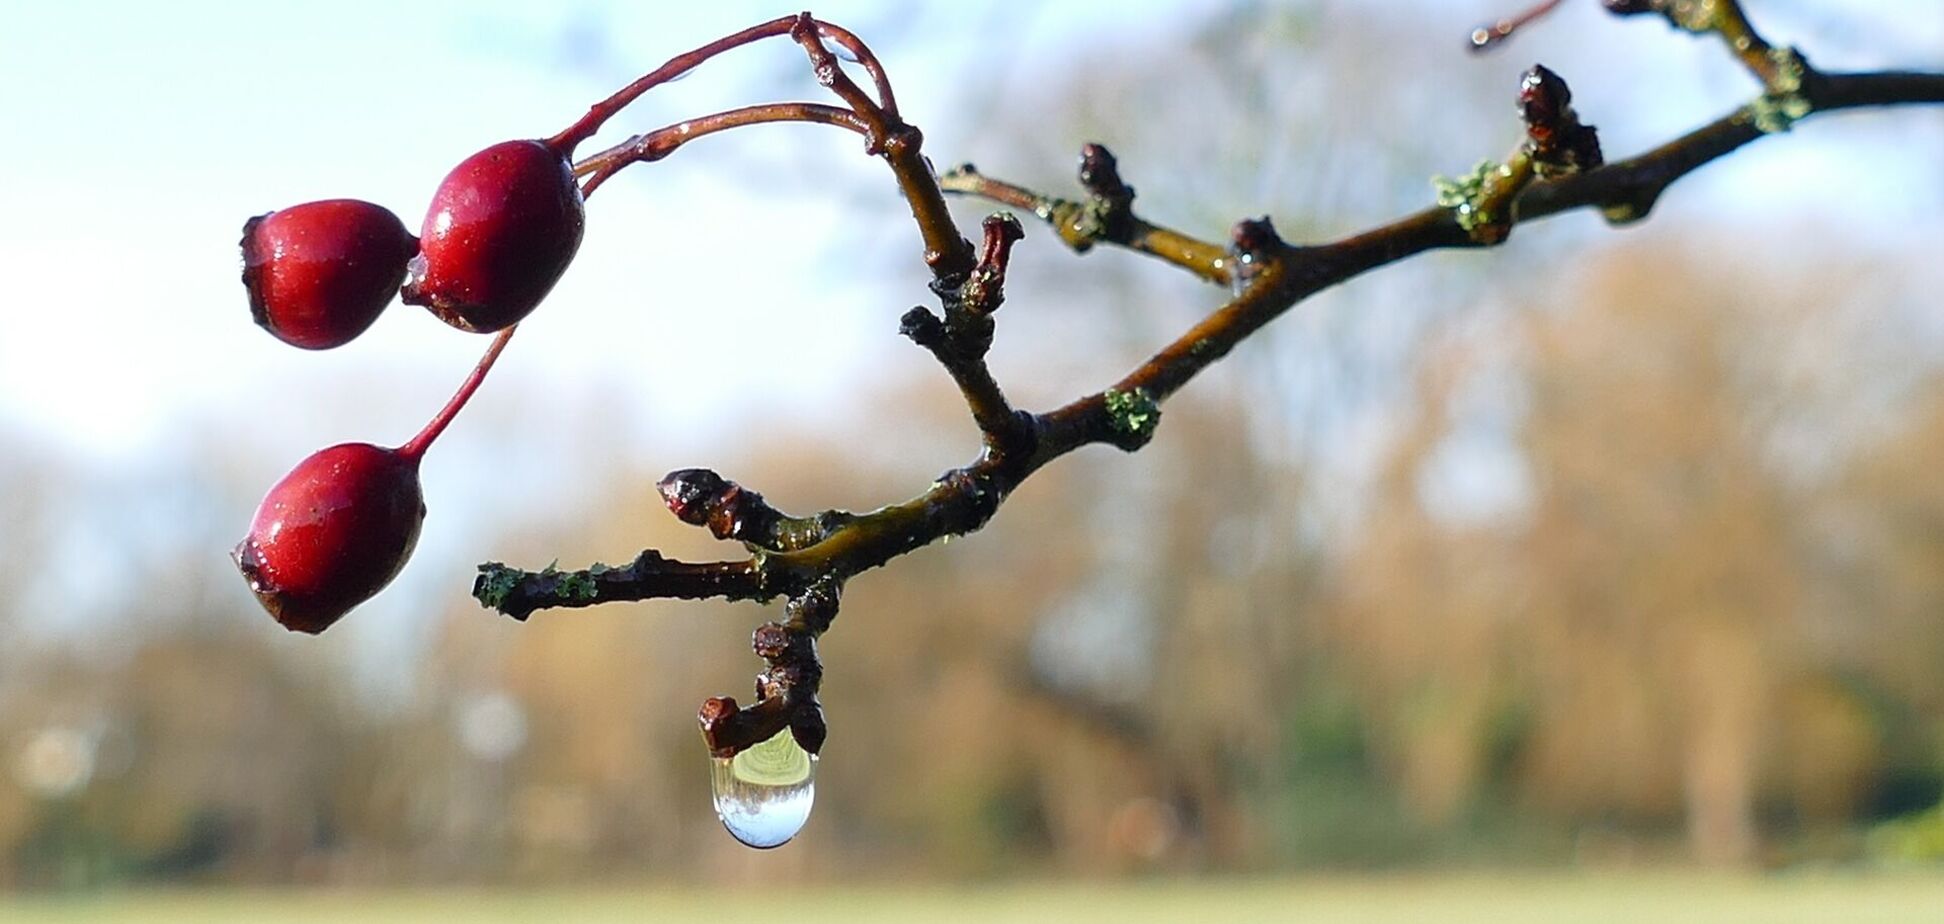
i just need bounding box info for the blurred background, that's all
[3,0,1944,915]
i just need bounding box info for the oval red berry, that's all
[402,140,584,333]
[241,199,416,350]
[233,442,425,633]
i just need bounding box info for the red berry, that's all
[241,199,417,350]
[233,443,425,634]
[401,140,584,333]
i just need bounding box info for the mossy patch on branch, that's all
[1104,387,1160,441]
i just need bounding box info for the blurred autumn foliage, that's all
[4,1,1943,890]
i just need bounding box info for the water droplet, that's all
[710,728,816,849]
[1228,252,1256,297]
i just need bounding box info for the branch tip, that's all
[658,467,731,527]
[1520,65,1604,176]
[1077,142,1133,201]
[898,305,946,348]
[660,468,852,552]
[963,212,1026,317]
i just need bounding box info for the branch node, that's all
[1749,48,1815,133]
[934,467,1007,530]
[898,305,947,349]
[784,577,843,635]
[1608,0,1813,94]
[699,579,841,758]
[1435,157,1533,245]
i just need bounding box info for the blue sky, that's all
[1,0,1937,460]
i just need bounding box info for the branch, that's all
[482,63,1944,618]
[475,551,763,621]
[474,10,1944,755]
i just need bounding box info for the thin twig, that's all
[940,157,1233,286]
[548,15,803,153]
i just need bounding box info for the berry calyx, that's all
[241,199,417,350]
[234,328,516,633]
[402,140,585,333]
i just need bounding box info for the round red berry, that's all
[241,199,417,349]
[402,140,584,333]
[233,442,426,633]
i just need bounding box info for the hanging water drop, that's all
[710,727,816,848]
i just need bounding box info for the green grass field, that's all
[6,874,1944,923]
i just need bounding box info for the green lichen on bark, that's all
[474,564,523,610]
[557,571,598,601]
[1433,160,1505,234]
[1104,387,1160,440]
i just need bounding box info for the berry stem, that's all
[572,102,871,197]
[398,326,516,462]
[548,15,798,154]
[547,15,895,156]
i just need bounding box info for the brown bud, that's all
[753,622,793,661]
[658,468,728,525]
[1229,216,1284,255]
[1077,143,1131,200]
[1519,64,1573,131]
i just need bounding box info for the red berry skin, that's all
[401,140,584,333]
[232,443,425,634]
[241,199,417,350]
